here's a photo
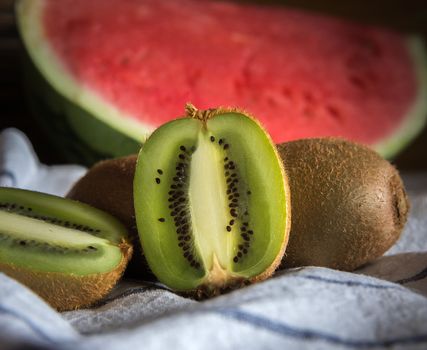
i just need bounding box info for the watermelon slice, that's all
[16,0,427,164]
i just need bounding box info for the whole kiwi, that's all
[277,138,409,271]
[67,155,136,230]
[68,138,409,272]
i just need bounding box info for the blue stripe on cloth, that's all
[0,304,56,343]
[0,170,16,186]
[217,308,427,348]
[295,274,403,290]
[396,266,427,285]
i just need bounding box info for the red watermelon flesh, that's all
[43,0,419,145]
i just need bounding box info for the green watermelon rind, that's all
[17,0,150,163]
[16,0,427,162]
[373,37,427,159]
[22,53,142,164]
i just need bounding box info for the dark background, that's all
[1,0,427,168]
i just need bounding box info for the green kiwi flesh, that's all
[0,187,132,310]
[278,138,409,271]
[134,105,290,293]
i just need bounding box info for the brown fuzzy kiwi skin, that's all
[278,138,409,271]
[0,240,132,311]
[67,155,137,230]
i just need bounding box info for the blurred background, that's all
[1,0,427,168]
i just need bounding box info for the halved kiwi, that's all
[134,105,290,295]
[0,187,132,311]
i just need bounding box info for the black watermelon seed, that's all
[155,178,161,184]
[223,144,229,150]
[219,139,224,145]
[210,136,215,142]
[180,145,186,151]
[226,226,231,232]
[158,218,165,222]
[157,169,163,175]
[233,257,238,263]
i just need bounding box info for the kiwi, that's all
[278,138,409,271]
[133,104,291,295]
[0,187,132,311]
[67,155,137,230]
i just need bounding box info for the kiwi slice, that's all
[278,138,409,271]
[134,105,290,294]
[0,187,132,311]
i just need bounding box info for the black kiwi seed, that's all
[180,146,186,151]
[210,136,215,142]
[158,218,165,222]
[230,219,235,226]
[248,230,254,235]
[219,139,224,145]
[157,169,163,175]
[179,154,186,160]
[247,190,251,195]
[233,257,238,263]
[226,226,231,232]
[223,144,230,150]
[155,178,161,184]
